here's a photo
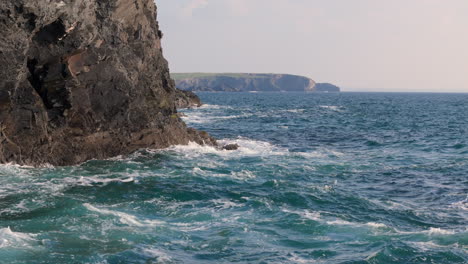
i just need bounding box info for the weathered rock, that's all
[175,89,202,109]
[222,144,239,151]
[0,0,216,166]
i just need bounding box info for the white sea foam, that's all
[0,227,37,249]
[287,253,317,264]
[319,105,344,112]
[165,138,343,172]
[84,204,165,227]
[0,163,34,178]
[193,166,257,180]
[392,227,463,237]
[366,222,388,228]
[450,195,468,211]
[171,223,209,232]
[73,176,135,186]
[138,247,173,262]
[427,227,456,235]
[409,241,465,252]
[281,208,322,222]
[168,138,289,159]
[279,109,306,113]
[230,170,256,180]
[326,219,388,229]
[198,104,231,110]
[212,199,244,209]
[181,112,253,124]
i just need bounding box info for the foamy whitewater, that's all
[0,92,467,263]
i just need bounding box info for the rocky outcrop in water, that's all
[0,0,215,166]
[175,89,202,109]
[172,73,340,93]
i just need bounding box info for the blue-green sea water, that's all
[0,92,467,263]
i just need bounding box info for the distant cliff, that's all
[172,73,340,93]
[315,83,340,92]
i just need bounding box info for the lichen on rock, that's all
[0,0,216,166]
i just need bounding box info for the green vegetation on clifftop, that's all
[172,73,340,93]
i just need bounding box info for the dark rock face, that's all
[0,0,215,166]
[222,144,239,151]
[175,89,202,109]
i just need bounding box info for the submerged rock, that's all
[222,144,240,151]
[0,0,216,166]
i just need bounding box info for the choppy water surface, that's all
[1,92,467,263]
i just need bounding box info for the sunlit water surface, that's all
[0,92,467,263]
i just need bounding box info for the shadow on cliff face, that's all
[26,18,77,126]
[33,19,66,44]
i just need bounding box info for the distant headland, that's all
[172,73,340,93]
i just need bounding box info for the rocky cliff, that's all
[175,89,202,109]
[172,73,340,93]
[0,0,215,166]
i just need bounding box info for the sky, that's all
[157,0,468,92]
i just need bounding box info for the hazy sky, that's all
[157,0,468,92]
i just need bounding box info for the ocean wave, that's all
[165,138,344,164]
[427,227,457,235]
[171,222,210,232]
[167,138,288,158]
[450,195,468,211]
[72,175,136,186]
[181,112,253,124]
[281,208,322,222]
[198,104,232,110]
[326,219,388,229]
[192,167,256,180]
[319,105,344,112]
[286,253,315,264]
[278,109,306,113]
[212,199,244,209]
[0,163,35,178]
[281,208,388,230]
[408,241,465,251]
[392,227,465,237]
[84,204,165,227]
[0,227,37,249]
[327,221,462,236]
[137,246,173,262]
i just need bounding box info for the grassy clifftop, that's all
[171,73,310,81]
[171,73,340,92]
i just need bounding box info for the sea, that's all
[0,92,467,263]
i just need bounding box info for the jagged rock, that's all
[222,144,240,151]
[0,0,216,166]
[175,89,202,109]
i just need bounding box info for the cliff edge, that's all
[0,0,215,166]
